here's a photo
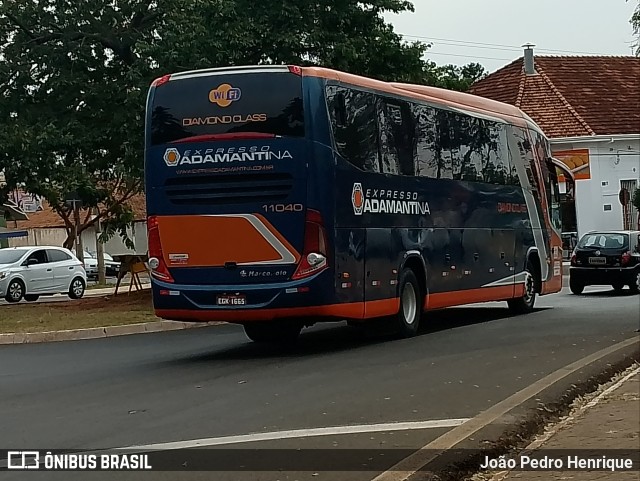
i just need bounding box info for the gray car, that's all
[0,246,87,302]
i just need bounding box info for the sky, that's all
[385,0,639,73]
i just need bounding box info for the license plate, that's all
[588,257,606,265]
[216,294,246,306]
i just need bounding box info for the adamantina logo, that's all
[351,183,431,216]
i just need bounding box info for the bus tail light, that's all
[621,251,632,266]
[147,216,175,283]
[152,74,171,87]
[292,210,328,280]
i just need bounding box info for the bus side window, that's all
[414,104,453,179]
[377,97,415,176]
[483,122,511,186]
[334,91,347,127]
[327,86,380,173]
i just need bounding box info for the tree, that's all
[423,61,488,92]
[632,187,640,212]
[0,0,159,251]
[631,0,640,56]
[151,0,429,82]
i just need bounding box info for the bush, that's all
[633,188,640,211]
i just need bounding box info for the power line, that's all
[400,34,613,56]
[426,51,514,61]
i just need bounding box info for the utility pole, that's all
[94,208,106,285]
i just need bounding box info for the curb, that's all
[0,320,224,345]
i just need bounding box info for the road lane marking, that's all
[118,419,471,451]
[372,335,640,481]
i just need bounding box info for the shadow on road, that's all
[575,288,638,298]
[173,305,551,363]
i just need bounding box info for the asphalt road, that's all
[1,284,638,480]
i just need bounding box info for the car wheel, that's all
[630,271,640,294]
[24,294,40,302]
[507,262,537,313]
[394,268,422,338]
[569,276,584,295]
[69,277,86,299]
[5,279,25,303]
[243,321,302,345]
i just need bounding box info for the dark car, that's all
[569,230,640,294]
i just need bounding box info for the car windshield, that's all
[0,249,29,264]
[577,233,628,249]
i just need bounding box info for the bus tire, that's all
[507,261,537,314]
[394,268,422,338]
[243,321,302,345]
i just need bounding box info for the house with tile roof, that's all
[6,194,148,256]
[470,45,640,238]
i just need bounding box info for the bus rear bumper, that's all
[150,276,399,323]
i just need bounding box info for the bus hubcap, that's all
[402,283,417,324]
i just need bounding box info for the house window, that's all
[603,204,612,211]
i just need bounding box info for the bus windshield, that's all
[149,71,305,146]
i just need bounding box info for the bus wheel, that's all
[243,321,302,345]
[507,263,537,314]
[394,269,422,338]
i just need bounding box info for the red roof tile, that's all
[15,194,147,229]
[469,56,640,138]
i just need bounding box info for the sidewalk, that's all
[86,283,151,298]
[478,365,640,481]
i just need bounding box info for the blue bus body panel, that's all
[144,70,560,322]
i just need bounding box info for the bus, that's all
[144,65,564,343]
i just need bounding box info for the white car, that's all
[0,246,87,303]
[82,250,121,279]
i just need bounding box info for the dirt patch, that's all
[53,290,152,311]
[0,290,157,333]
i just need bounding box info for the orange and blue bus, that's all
[144,65,564,343]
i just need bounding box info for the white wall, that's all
[552,137,640,239]
[9,221,148,257]
[9,228,67,248]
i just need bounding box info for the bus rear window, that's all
[150,72,304,145]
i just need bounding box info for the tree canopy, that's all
[631,0,640,56]
[0,0,486,249]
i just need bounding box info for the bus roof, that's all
[152,64,542,133]
[301,66,533,129]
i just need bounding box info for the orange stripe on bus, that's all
[155,285,529,324]
[156,298,398,323]
[426,285,516,310]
